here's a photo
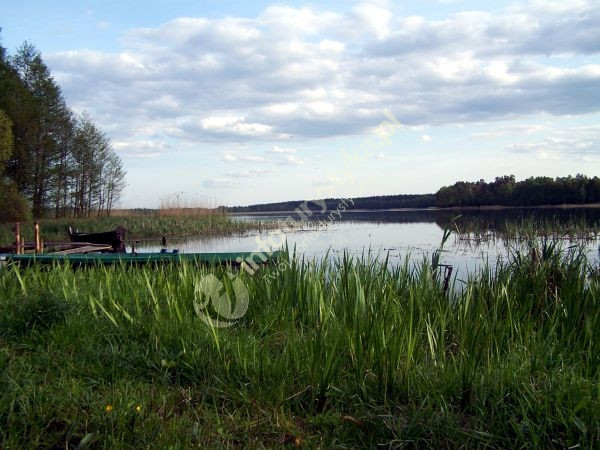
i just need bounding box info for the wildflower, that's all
[105,404,113,412]
[136,405,142,412]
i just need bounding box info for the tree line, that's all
[0,34,126,222]
[436,175,600,207]
[227,194,435,213]
[229,175,600,212]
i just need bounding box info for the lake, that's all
[138,207,600,277]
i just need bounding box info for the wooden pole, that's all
[442,265,453,296]
[34,221,41,253]
[15,222,20,255]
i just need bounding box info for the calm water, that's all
[138,208,600,277]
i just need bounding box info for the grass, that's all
[0,213,280,244]
[0,237,599,448]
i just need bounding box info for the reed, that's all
[158,192,221,217]
[0,238,598,447]
[0,213,280,244]
[455,215,600,245]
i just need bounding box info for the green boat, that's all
[2,251,282,267]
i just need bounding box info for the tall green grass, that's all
[0,239,599,447]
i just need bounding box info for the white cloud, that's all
[471,125,545,138]
[200,115,272,136]
[44,0,600,157]
[222,152,271,163]
[277,155,308,166]
[203,178,236,188]
[506,125,600,160]
[225,168,276,178]
[269,146,296,154]
[113,140,170,158]
[130,152,163,159]
[97,21,111,31]
[353,3,392,38]
[421,134,432,142]
[258,5,342,37]
[243,155,271,162]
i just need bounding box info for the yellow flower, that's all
[136,405,142,412]
[105,404,113,412]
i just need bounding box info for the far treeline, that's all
[228,174,600,212]
[227,194,435,213]
[0,33,126,222]
[435,174,600,207]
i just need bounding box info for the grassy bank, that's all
[0,213,278,244]
[1,240,599,448]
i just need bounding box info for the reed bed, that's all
[455,215,600,245]
[0,239,599,448]
[0,213,280,244]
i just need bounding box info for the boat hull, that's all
[69,226,126,253]
[3,251,282,267]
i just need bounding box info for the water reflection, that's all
[234,207,600,230]
[138,208,600,277]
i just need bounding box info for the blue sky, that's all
[2,0,600,207]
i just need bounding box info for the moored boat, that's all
[2,251,282,267]
[69,226,126,253]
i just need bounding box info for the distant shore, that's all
[229,203,600,215]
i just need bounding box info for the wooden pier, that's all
[1,222,119,255]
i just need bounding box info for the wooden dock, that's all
[0,241,114,255]
[1,221,122,255]
[52,244,114,255]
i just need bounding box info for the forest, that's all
[227,194,435,213]
[436,174,600,207]
[0,33,125,222]
[229,175,600,212]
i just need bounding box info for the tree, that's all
[0,39,36,193]
[0,34,126,219]
[0,179,31,222]
[69,113,125,217]
[0,107,29,222]
[11,42,69,217]
[0,108,12,169]
[101,152,127,216]
[436,175,597,207]
[50,108,75,217]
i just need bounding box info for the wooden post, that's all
[15,222,20,255]
[442,265,453,296]
[34,221,41,253]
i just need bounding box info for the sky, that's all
[2,0,600,208]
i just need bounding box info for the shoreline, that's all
[229,203,600,215]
